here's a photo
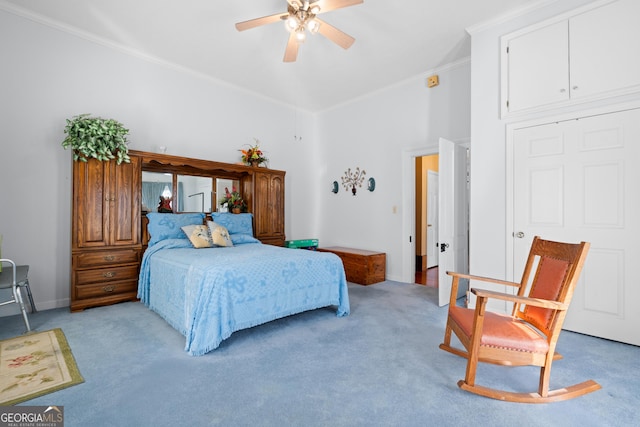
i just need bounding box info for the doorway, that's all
[415,267,439,287]
[415,154,439,287]
[401,139,470,304]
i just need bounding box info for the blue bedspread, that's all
[138,239,349,355]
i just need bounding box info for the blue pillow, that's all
[230,234,261,245]
[147,213,205,246]
[211,212,253,235]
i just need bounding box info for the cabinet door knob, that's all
[560,88,566,93]
[103,255,115,261]
[102,285,115,293]
[572,86,579,90]
[102,271,116,278]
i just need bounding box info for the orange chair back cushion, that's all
[523,257,570,330]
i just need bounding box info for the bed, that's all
[138,212,350,355]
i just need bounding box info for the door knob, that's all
[440,243,449,252]
[514,231,525,238]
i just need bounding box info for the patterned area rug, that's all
[0,328,83,405]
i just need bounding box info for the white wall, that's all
[0,9,315,312]
[0,7,472,313]
[468,0,640,280]
[317,61,471,281]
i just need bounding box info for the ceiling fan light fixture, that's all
[289,0,301,11]
[295,28,306,42]
[306,18,320,34]
[286,14,299,31]
[236,0,363,62]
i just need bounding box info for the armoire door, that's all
[108,156,141,246]
[73,157,141,249]
[253,171,285,245]
[73,159,110,249]
[512,108,640,346]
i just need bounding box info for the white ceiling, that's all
[2,0,543,112]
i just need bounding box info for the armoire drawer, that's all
[74,279,138,299]
[73,249,141,269]
[74,265,139,286]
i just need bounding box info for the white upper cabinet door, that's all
[502,0,640,116]
[506,21,569,113]
[570,0,640,99]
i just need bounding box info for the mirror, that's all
[141,171,172,213]
[177,175,213,213]
[142,171,240,214]
[215,178,240,212]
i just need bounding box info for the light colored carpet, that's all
[0,282,638,426]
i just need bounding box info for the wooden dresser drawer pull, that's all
[102,285,116,293]
[102,272,116,278]
[103,255,116,261]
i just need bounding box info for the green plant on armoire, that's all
[62,114,131,164]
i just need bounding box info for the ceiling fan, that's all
[235,0,364,62]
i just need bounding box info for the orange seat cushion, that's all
[449,306,550,354]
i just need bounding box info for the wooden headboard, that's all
[132,149,286,248]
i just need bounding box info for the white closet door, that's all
[570,0,640,99]
[507,21,569,112]
[513,108,640,346]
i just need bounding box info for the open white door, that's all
[438,138,469,306]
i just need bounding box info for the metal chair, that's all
[0,259,36,332]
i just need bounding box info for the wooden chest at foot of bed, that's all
[317,247,386,285]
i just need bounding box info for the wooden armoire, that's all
[71,150,286,311]
[71,157,142,311]
[253,170,285,246]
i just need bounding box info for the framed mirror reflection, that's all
[141,171,173,213]
[142,171,239,213]
[178,175,213,213]
[215,178,239,212]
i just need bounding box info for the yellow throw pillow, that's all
[207,221,233,247]
[181,225,213,248]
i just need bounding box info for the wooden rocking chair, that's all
[439,236,601,403]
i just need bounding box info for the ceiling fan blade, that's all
[283,32,299,62]
[235,12,287,32]
[314,0,363,14]
[316,19,355,49]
